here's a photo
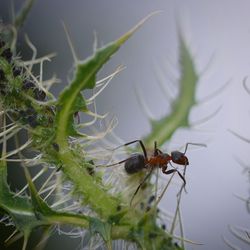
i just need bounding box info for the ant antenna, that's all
[183,142,207,155]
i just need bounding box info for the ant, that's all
[106,140,206,205]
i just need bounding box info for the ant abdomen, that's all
[124,153,145,174]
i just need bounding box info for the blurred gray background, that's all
[1,0,250,249]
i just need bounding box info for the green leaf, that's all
[89,217,112,247]
[23,166,90,228]
[0,160,42,237]
[0,161,90,243]
[144,33,198,147]
[55,44,118,138]
[14,0,36,29]
[24,166,53,217]
[55,12,160,141]
[108,209,127,225]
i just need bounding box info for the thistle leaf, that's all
[144,33,198,147]
[55,12,160,141]
[0,161,42,237]
[14,0,36,29]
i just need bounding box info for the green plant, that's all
[223,80,250,249]
[0,1,201,249]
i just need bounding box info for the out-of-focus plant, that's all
[224,79,250,249]
[0,1,204,249]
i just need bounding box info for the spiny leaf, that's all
[55,12,160,140]
[0,160,42,235]
[23,166,90,228]
[0,161,90,243]
[144,33,198,147]
[24,166,53,217]
[14,0,36,29]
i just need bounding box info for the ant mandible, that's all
[107,140,206,205]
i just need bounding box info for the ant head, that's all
[171,151,189,165]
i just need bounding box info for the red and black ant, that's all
[106,140,206,205]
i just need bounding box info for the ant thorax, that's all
[147,153,171,166]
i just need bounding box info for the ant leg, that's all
[154,148,162,156]
[176,170,186,186]
[97,158,129,168]
[99,140,147,169]
[162,167,186,186]
[183,142,207,155]
[154,141,157,156]
[130,167,153,206]
[163,166,187,193]
[113,140,148,161]
[154,141,163,156]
